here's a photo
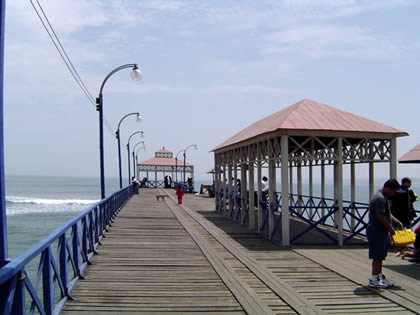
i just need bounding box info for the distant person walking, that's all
[367,179,403,288]
[176,186,184,205]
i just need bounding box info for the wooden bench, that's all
[155,194,168,201]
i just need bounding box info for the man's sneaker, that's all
[379,274,394,287]
[368,276,389,288]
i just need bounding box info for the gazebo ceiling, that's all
[214,99,408,152]
[399,143,420,164]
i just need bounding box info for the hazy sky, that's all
[3,0,420,183]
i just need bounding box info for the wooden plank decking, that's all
[64,189,420,314]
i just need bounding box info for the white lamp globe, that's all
[131,68,143,81]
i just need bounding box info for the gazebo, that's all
[137,147,194,188]
[212,99,408,246]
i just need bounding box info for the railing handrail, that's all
[0,199,105,284]
[0,185,134,314]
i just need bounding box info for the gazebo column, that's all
[369,162,375,201]
[257,158,263,233]
[281,135,290,246]
[321,161,326,218]
[351,161,356,230]
[240,162,247,225]
[227,163,233,217]
[334,138,344,246]
[233,163,238,219]
[268,156,276,238]
[248,160,255,229]
[222,164,227,215]
[309,160,313,218]
[214,155,220,212]
[390,138,397,179]
[289,163,293,207]
[297,162,302,215]
[155,166,157,187]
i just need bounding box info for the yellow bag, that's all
[392,229,416,246]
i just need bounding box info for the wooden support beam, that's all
[281,135,290,246]
[227,163,233,217]
[390,138,397,179]
[351,161,356,230]
[248,160,255,229]
[321,161,326,218]
[369,162,374,201]
[222,164,227,215]
[257,159,263,233]
[297,163,302,214]
[240,163,247,225]
[336,138,343,246]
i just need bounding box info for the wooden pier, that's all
[64,189,420,314]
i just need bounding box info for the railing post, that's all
[72,224,80,277]
[42,248,53,315]
[59,235,69,297]
[12,271,25,314]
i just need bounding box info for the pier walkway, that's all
[64,189,420,314]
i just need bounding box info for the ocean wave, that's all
[6,196,99,206]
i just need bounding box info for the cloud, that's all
[262,25,406,61]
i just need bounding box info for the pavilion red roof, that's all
[156,147,172,154]
[399,143,420,164]
[139,157,193,167]
[214,99,407,151]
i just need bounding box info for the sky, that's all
[3,0,420,184]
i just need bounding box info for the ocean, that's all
[4,174,419,259]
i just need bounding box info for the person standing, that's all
[176,186,184,205]
[401,177,418,227]
[261,176,269,210]
[367,179,403,288]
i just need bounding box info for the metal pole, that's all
[96,93,105,199]
[116,130,123,188]
[183,151,186,188]
[175,157,178,184]
[127,143,131,184]
[0,0,7,266]
[132,150,135,179]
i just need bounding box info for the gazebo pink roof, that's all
[399,143,420,164]
[156,147,171,154]
[139,157,193,167]
[214,99,408,151]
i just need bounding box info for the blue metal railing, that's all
[217,190,420,245]
[0,185,134,315]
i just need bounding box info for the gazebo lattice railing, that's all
[213,99,408,246]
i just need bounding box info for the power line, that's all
[28,0,116,136]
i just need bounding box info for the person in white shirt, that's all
[261,176,269,206]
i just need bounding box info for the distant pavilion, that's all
[137,147,194,188]
[212,99,408,246]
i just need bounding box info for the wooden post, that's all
[336,138,343,246]
[155,166,158,187]
[222,164,227,215]
[289,164,293,207]
[249,159,255,229]
[297,162,302,214]
[214,155,219,212]
[233,163,238,219]
[321,161,326,218]
[241,162,247,225]
[309,160,313,217]
[390,138,397,179]
[281,135,290,246]
[227,163,233,217]
[268,140,276,239]
[351,161,356,230]
[257,158,262,233]
[369,162,375,201]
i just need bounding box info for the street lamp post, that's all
[183,144,198,191]
[132,141,145,180]
[0,0,7,266]
[126,131,144,184]
[116,112,141,189]
[175,150,184,187]
[136,145,146,178]
[96,63,142,199]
